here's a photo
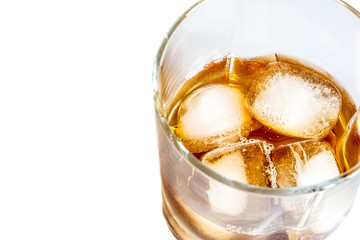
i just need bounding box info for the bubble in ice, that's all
[202,139,275,215]
[246,62,342,139]
[177,84,253,153]
[271,140,340,188]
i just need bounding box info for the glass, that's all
[153,0,360,239]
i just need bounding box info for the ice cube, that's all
[273,140,342,235]
[206,180,248,215]
[202,139,275,215]
[271,140,340,188]
[177,84,253,153]
[246,62,342,139]
[202,139,275,187]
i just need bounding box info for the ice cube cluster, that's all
[175,61,342,190]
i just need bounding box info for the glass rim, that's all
[153,0,360,196]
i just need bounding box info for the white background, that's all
[0,0,359,239]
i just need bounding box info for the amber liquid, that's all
[168,54,357,172]
[162,54,358,240]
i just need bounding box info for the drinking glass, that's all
[153,0,360,239]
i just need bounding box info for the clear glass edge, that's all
[152,0,360,196]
